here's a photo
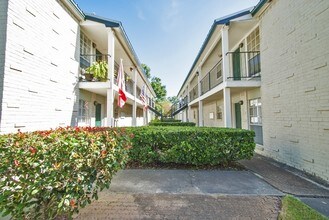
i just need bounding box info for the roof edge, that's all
[177,7,252,96]
[85,13,120,27]
[251,0,269,16]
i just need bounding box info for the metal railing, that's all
[226,51,261,80]
[189,84,198,102]
[200,60,223,95]
[171,95,188,116]
[79,54,109,82]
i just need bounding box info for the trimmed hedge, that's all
[149,122,196,127]
[0,127,131,219]
[161,118,181,122]
[127,126,255,166]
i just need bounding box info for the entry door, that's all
[232,48,241,80]
[95,104,101,127]
[234,103,242,129]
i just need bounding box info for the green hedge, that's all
[161,118,181,122]
[0,127,131,219]
[149,122,196,127]
[127,126,255,166]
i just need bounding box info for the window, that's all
[78,99,89,123]
[216,105,222,120]
[216,64,222,79]
[80,32,92,68]
[247,27,260,52]
[247,27,261,76]
[249,98,262,125]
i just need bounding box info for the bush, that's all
[149,122,196,127]
[0,127,131,219]
[127,126,255,166]
[161,118,181,122]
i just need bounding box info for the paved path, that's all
[75,194,280,220]
[240,154,329,217]
[75,154,329,219]
[109,169,283,196]
[75,169,282,219]
[240,154,329,197]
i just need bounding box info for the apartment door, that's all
[234,103,242,129]
[232,48,241,80]
[95,104,101,127]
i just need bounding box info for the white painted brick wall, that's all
[1,0,80,133]
[259,0,329,182]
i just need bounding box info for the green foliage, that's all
[161,118,181,122]
[151,77,167,102]
[279,195,328,220]
[167,96,179,104]
[149,122,195,127]
[141,64,151,79]
[85,61,108,81]
[126,127,255,166]
[0,127,131,219]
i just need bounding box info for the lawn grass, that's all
[279,195,328,220]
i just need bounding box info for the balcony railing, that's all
[200,60,223,95]
[227,51,261,80]
[79,54,109,82]
[171,95,188,116]
[189,84,198,102]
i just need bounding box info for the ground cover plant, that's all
[279,195,327,220]
[127,126,255,166]
[0,127,131,219]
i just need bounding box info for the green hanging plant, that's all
[85,61,108,81]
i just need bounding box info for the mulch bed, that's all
[125,161,246,171]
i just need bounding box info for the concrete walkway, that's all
[240,154,329,217]
[75,154,329,219]
[76,170,282,219]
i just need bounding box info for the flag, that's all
[140,84,148,109]
[117,59,127,108]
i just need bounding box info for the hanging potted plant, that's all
[85,61,108,81]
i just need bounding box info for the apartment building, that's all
[0,0,156,133]
[174,0,329,182]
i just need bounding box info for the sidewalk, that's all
[240,153,329,217]
[75,169,282,219]
[74,154,329,219]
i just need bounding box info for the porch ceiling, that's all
[80,21,136,77]
[228,19,258,50]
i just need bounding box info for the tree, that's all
[141,63,151,79]
[167,96,179,104]
[151,76,167,102]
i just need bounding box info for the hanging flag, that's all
[117,59,127,108]
[140,84,148,109]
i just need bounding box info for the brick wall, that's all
[0,0,80,133]
[259,0,329,181]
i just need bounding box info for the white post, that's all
[107,29,115,126]
[132,69,137,126]
[224,87,232,127]
[221,25,229,82]
[197,67,203,127]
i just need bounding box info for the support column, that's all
[197,67,203,127]
[132,69,137,126]
[221,25,229,82]
[224,87,232,127]
[107,29,115,126]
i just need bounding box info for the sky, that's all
[74,0,260,97]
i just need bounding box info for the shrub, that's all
[161,118,181,122]
[127,126,255,166]
[148,122,196,127]
[0,127,131,219]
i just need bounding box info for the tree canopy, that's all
[141,64,151,79]
[151,76,167,102]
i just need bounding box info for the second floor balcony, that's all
[226,51,261,81]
